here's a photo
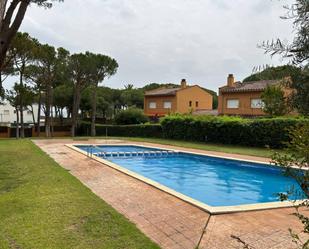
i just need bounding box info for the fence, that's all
[0,126,71,138]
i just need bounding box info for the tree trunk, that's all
[60,108,64,126]
[50,87,54,137]
[51,104,54,137]
[45,83,52,137]
[30,105,35,124]
[0,0,30,70]
[91,84,98,137]
[15,107,19,139]
[0,1,8,29]
[0,71,3,97]
[37,90,42,137]
[19,68,24,138]
[71,85,81,137]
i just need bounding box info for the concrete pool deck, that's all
[33,139,308,249]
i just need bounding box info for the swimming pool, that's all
[74,144,303,212]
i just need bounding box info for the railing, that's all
[85,145,178,158]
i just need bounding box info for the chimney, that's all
[227,74,235,87]
[181,79,187,89]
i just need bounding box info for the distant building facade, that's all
[144,79,213,117]
[0,103,40,125]
[218,74,292,116]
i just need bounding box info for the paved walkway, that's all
[33,139,308,249]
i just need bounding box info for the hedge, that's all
[160,115,309,148]
[77,116,309,148]
[77,123,163,138]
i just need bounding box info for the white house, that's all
[0,102,41,125]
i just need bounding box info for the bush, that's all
[77,123,162,138]
[160,115,309,148]
[77,114,309,148]
[114,108,148,125]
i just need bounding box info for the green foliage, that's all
[160,115,309,148]
[261,85,287,116]
[260,1,309,65]
[120,86,144,109]
[114,108,148,125]
[53,83,73,111]
[78,123,162,138]
[243,65,301,82]
[271,124,309,248]
[142,83,178,91]
[290,66,309,116]
[6,83,35,109]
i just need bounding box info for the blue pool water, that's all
[76,145,302,206]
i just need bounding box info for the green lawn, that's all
[110,137,279,158]
[0,140,159,249]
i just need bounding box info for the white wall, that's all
[0,103,40,124]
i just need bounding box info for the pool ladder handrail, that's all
[86,146,179,158]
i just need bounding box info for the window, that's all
[189,101,192,107]
[149,102,156,109]
[3,110,9,115]
[195,101,199,108]
[163,101,172,109]
[227,99,239,109]
[251,98,263,109]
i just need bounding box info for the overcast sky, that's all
[5,0,294,92]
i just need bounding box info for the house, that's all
[0,102,42,126]
[144,79,213,117]
[218,74,292,116]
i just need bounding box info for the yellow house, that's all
[144,79,213,117]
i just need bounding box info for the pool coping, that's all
[66,143,304,214]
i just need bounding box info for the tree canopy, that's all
[0,0,63,73]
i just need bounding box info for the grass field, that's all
[0,140,159,249]
[109,137,278,158]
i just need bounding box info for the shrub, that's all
[77,123,162,138]
[161,115,309,148]
[114,108,148,125]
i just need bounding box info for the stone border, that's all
[66,143,303,214]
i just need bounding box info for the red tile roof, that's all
[220,80,279,93]
[144,87,181,96]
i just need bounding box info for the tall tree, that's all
[6,82,34,138]
[88,53,118,137]
[5,32,36,137]
[30,45,69,137]
[6,83,21,139]
[0,0,63,71]
[68,53,94,137]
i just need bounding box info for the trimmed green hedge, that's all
[77,123,162,138]
[77,116,309,148]
[161,115,309,148]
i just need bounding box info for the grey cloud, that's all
[3,0,294,92]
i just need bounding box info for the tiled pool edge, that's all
[66,143,303,214]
